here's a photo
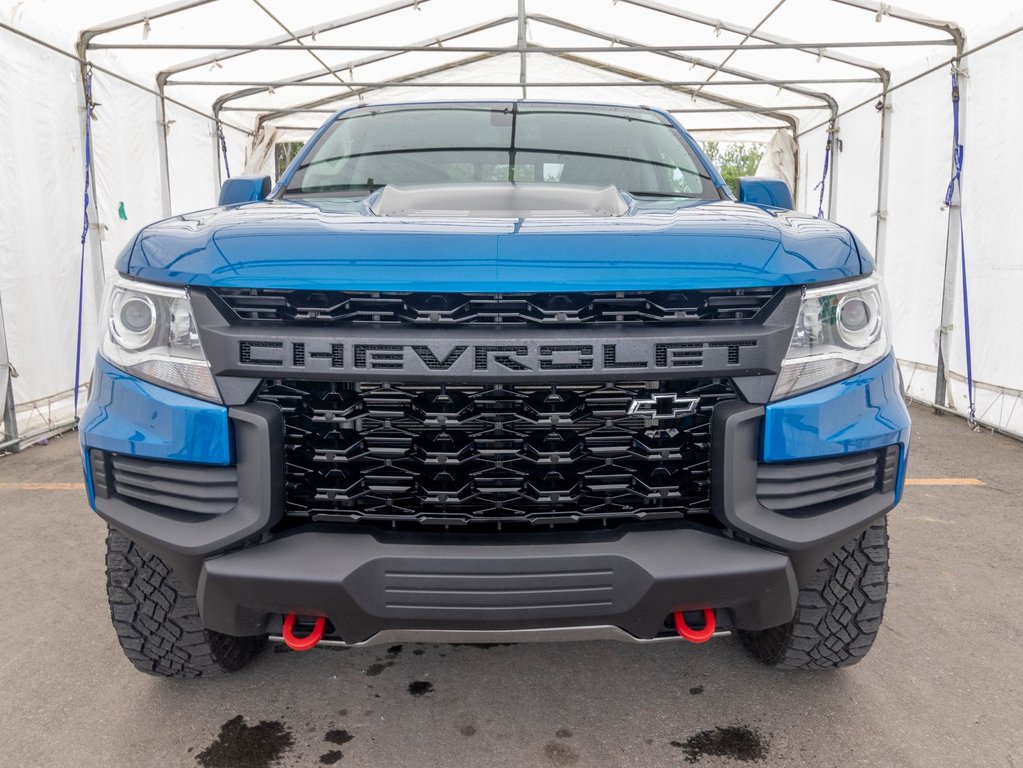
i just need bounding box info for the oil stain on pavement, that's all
[195,715,295,768]
[670,725,768,763]
[543,740,580,765]
[408,680,434,696]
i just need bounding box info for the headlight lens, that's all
[771,275,890,400]
[100,276,220,402]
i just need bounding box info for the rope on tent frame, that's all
[217,121,231,179]
[72,65,95,421]
[944,64,976,428]
[812,120,834,219]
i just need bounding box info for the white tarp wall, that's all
[1,0,1022,442]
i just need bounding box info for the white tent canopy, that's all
[2,0,1022,447]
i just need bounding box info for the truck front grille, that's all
[257,379,737,530]
[215,288,779,326]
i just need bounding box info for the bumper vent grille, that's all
[213,288,779,326]
[257,379,738,530]
[91,450,239,516]
[756,446,900,514]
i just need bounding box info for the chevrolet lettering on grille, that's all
[236,339,758,374]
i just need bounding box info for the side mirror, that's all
[219,175,272,206]
[738,177,793,210]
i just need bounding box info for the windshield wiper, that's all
[282,183,383,197]
[626,191,703,199]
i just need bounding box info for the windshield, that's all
[283,103,718,199]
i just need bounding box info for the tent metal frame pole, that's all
[89,39,954,53]
[873,84,893,270]
[0,293,17,453]
[155,0,433,86]
[77,0,216,50]
[934,50,967,410]
[552,53,799,132]
[827,119,839,219]
[517,0,528,99]
[830,0,965,50]
[1,377,17,453]
[212,18,517,122]
[263,123,797,133]
[527,15,840,110]
[249,0,356,98]
[169,76,879,88]
[614,0,891,79]
[71,40,108,324]
[157,83,173,217]
[248,53,500,127]
[690,0,787,99]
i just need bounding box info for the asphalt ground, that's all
[0,402,1020,768]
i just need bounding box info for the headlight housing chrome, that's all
[100,276,220,402]
[771,275,891,400]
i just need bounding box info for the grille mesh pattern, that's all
[258,379,737,529]
[215,288,778,326]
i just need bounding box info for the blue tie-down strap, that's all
[73,66,95,420]
[944,66,975,426]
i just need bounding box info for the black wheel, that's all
[105,526,265,678]
[738,519,889,670]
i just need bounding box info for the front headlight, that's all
[100,276,221,402]
[771,275,891,400]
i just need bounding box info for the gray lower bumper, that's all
[197,527,798,641]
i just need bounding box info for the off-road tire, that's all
[738,519,889,670]
[105,526,265,678]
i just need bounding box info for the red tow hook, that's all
[673,609,717,643]
[282,613,326,651]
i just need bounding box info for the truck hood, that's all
[120,197,870,291]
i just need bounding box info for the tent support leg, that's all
[212,106,223,197]
[827,120,839,219]
[873,85,893,270]
[517,0,527,99]
[935,57,967,410]
[1,377,19,453]
[157,85,173,217]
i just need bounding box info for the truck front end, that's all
[80,101,909,676]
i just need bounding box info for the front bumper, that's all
[81,353,910,639]
[199,526,796,640]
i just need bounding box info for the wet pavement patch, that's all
[555,728,573,739]
[195,715,295,768]
[689,685,705,695]
[459,724,477,737]
[543,740,580,765]
[386,644,403,657]
[412,649,425,655]
[319,750,343,765]
[324,729,353,746]
[408,680,434,696]
[364,662,392,676]
[670,725,768,764]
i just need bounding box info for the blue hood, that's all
[118,198,870,291]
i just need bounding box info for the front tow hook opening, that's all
[282,613,326,651]
[673,609,717,643]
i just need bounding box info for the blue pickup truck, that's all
[80,101,909,676]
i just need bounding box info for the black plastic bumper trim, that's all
[196,527,798,639]
[91,403,284,558]
[712,400,897,578]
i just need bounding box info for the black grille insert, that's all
[258,379,738,530]
[756,446,899,514]
[91,450,240,516]
[214,288,780,326]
